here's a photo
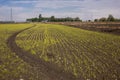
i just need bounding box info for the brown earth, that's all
[48,22,120,35]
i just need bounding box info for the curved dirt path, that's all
[7,25,81,80]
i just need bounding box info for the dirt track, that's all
[7,25,81,80]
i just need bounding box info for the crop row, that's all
[16,24,120,80]
[0,24,50,80]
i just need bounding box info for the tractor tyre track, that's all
[7,25,81,80]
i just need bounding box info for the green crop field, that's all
[0,24,31,79]
[15,23,120,80]
[0,23,120,80]
[0,24,52,80]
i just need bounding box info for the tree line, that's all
[26,14,82,22]
[94,14,120,22]
[26,14,120,22]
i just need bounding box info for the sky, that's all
[0,0,120,22]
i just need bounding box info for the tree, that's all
[99,17,107,22]
[50,16,55,21]
[107,14,115,22]
[38,14,42,22]
[31,17,38,22]
[75,17,80,21]
[26,19,32,22]
[116,19,120,22]
[88,20,91,22]
[39,14,42,19]
[94,19,98,22]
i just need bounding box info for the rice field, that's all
[15,23,120,80]
[0,24,51,80]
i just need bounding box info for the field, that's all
[0,24,52,80]
[50,22,120,35]
[0,23,120,80]
[0,24,30,79]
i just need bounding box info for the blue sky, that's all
[0,0,120,21]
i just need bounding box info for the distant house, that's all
[41,20,48,23]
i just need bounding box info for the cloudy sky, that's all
[0,0,120,21]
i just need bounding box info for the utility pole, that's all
[11,8,13,21]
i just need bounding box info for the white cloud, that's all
[0,0,120,21]
[34,1,84,9]
[0,5,41,21]
[10,1,34,4]
[33,0,120,19]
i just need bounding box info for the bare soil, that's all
[49,22,120,35]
